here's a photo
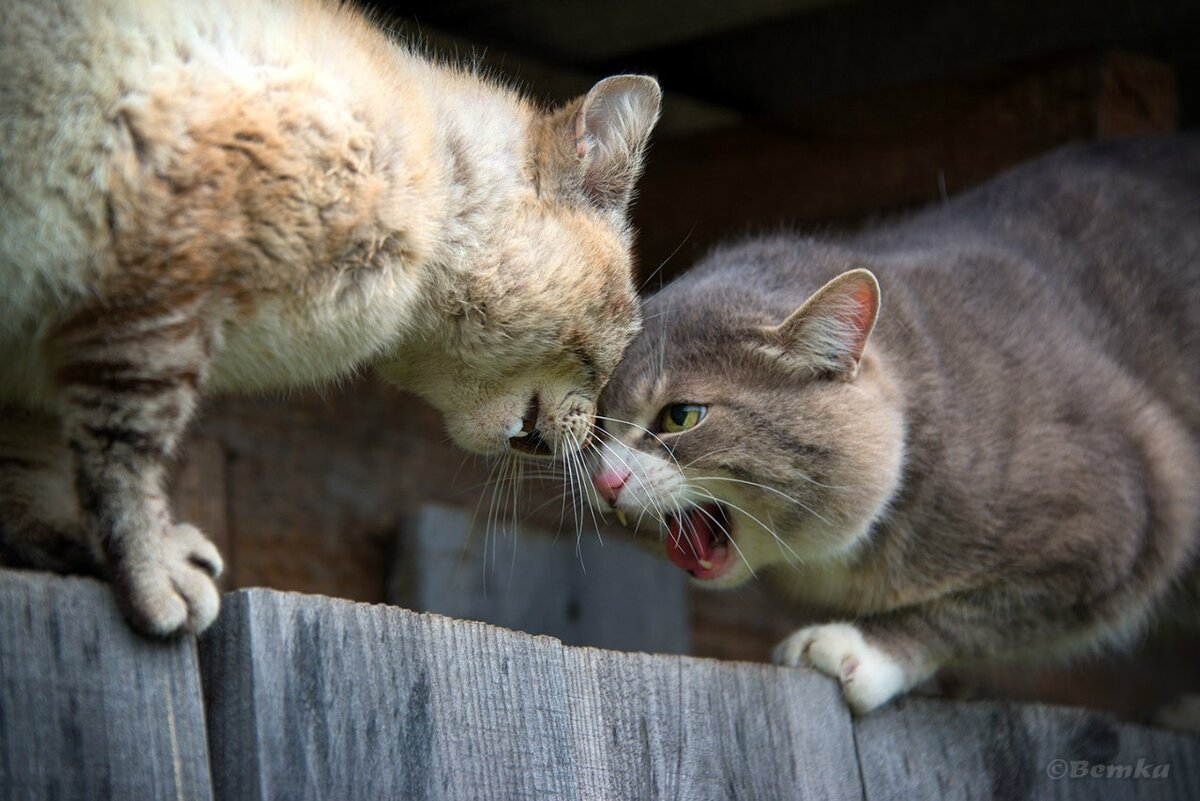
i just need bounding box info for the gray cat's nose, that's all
[591,466,631,505]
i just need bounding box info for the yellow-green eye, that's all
[660,404,706,434]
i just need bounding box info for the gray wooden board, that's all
[855,696,1200,801]
[563,647,863,800]
[395,503,690,655]
[0,570,213,801]
[201,588,580,801]
[200,587,867,801]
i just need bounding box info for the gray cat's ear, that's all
[568,75,662,213]
[762,269,881,379]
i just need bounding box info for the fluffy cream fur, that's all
[0,0,660,635]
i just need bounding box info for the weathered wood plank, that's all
[197,584,1200,801]
[200,589,580,801]
[200,587,865,801]
[855,697,1200,801]
[0,570,213,801]
[392,504,690,655]
[563,648,861,800]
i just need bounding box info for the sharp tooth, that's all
[698,559,713,570]
[615,509,628,526]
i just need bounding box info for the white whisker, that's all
[691,475,832,524]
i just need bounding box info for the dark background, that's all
[172,0,1200,720]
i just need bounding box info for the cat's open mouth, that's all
[509,396,553,457]
[664,503,732,580]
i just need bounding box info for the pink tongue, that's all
[665,509,715,573]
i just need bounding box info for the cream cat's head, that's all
[588,239,906,588]
[380,75,660,459]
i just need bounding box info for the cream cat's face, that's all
[589,266,906,588]
[381,75,659,460]
[390,207,642,457]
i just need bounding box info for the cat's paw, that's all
[116,523,223,637]
[773,622,908,714]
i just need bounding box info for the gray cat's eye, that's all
[659,404,706,434]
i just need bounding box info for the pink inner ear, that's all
[846,284,877,359]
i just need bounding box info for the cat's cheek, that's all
[441,410,513,455]
[440,393,531,455]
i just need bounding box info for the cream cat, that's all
[0,0,659,635]
[590,137,1200,713]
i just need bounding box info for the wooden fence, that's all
[2,568,1199,800]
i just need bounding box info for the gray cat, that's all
[589,136,1200,713]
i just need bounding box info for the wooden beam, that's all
[199,587,864,800]
[857,697,1200,799]
[0,571,213,801]
[3,572,1197,798]
[630,51,1179,282]
[563,647,860,799]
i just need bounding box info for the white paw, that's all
[773,622,909,714]
[119,523,223,637]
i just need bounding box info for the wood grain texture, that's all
[0,570,212,801]
[855,697,1200,801]
[4,573,1198,801]
[563,648,861,800]
[201,589,580,801]
[392,504,690,655]
[199,587,865,801]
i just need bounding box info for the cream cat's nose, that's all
[591,466,631,505]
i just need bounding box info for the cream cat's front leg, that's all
[50,302,223,636]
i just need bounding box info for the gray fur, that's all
[594,136,1200,713]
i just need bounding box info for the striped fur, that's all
[0,0,659,635]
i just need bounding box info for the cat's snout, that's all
[591,466,631,505]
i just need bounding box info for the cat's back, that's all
[869,136,1200,425]
[0,0,440,401]
[0,0,415,288]
[867,135,1200,311]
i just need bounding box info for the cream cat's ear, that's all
[762,269,881,379]
[551,75,662,214]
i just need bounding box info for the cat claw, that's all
[116,523,223,637]
[773,622,908,714]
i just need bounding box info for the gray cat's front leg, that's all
[773,620,938,714]
[773,589,1123,714]
[52,303,223,636]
